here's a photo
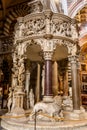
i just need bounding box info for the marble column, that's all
[43,52,53,102]
[36,63,41,102]
[25,69,30,109]
[69,55,80,110]
[52,61,58,95]
[63,71,68,96]
[77,61,82,106]
[41,65,45,96]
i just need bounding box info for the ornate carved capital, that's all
[43,51,53,60]
[68,55,79,64]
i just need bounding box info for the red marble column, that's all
[44,60,53,96]
[43,51,53,102]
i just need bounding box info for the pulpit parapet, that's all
[14,10,78,44]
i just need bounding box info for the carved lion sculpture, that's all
[29,96,63,121]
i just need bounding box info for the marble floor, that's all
[1,106,87,130]
[0,109,7,130]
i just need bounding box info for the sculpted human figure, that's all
[71,24,78,39]
[18,63,25,87]
[17,56,25,87]
[29,89,34,109]
[12,62,18,87]
[7,87,13,112]
[15,18,25,38]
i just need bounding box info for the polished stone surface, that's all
[1,109,87,130]
[1,107,87,130]
[0,109,7,130]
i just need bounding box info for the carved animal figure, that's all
[29,96,63,121]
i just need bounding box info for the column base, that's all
[5,107,27,123]
[63,109,85,120]
[43,95,53,103]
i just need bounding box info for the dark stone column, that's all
[44,60,53,96]
[69,55,80,110]
[43,52,53,102]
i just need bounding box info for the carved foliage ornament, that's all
[68,55,79,64]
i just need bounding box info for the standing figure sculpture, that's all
[7,87,13,112]
[29,89,34,109]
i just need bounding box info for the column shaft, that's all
[44,60,53,96]
[25,70,30,109]
[71,57,80,110]
[25,70,30,95]
[52,61,58,95]
[36,63,41,102]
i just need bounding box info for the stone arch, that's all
[53,41,68,61]
[79,35,87,47]
[3,2,30,35]
[68,1,87,18]
[23,40,43,103]
[3,0,44,36]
